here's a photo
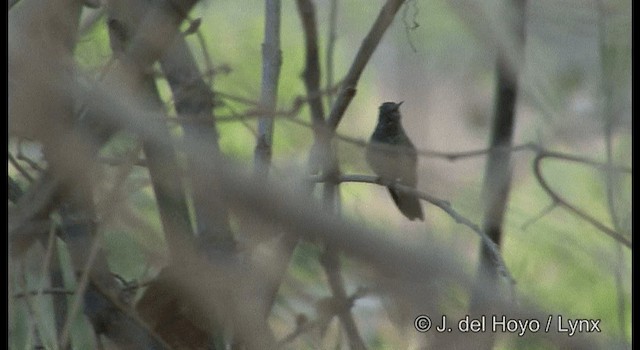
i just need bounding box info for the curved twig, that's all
[533,153,631,249]
[328,173,517,288]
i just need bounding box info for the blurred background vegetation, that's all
[9,0,630,349]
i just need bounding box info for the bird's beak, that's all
[395,101,404,110]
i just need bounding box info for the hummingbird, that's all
[366,101,424,221]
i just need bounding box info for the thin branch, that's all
[533,153,631,249]
[13,288,76,299]
[325,0,338,107]
[520,201,557,231]
[326,0,406,131]
[58,223,105,349]
[320,247,367,350]
[17,263,45,349]
[261,0,329,320]
[278,288,369,346]
[333,174,516,287]
[295,4,359,347]
[296,0,325,129]
[596,0,629,339]
[254,0,282,176]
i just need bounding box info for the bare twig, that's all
[333,173,516,287]
[278,289,369,346]
[533,153,631,249]
[296,0,325,128]
[520,201,557,231]
[596,0,629,339]
[58,222,107,349]
[320,247,367,350]
[254,0,282,175]
[295,3,361,347]
[326,0,406,131]
[261,0,329,319]
[325,0,338,107]
[17,263,45,349]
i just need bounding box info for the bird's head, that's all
[378,101,403,123]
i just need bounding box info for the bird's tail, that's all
[388,188,424,221]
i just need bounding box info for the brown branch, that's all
[160,29,233,245]
[326,0,406,131]
[106,0,196,258]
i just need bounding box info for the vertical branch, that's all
[296,1,365,347]
[254,0,283,176]
[261,2,406,332]
[320,248,367,350]
[49,239,70,350]
[106,1,195,260]
[325,0,338,107]
[160,35,234,246]
[260,0,321,318]
[297,0,325,129]
[468,1,526,349]
[596,0,628,340]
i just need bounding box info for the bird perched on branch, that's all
[366,101,424,221]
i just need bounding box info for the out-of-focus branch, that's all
[296,0,325,130]
[320,248,367,350]
[325,0,338,107]
[8,152,34,183]
[326,0,406,131]
[160,32,234,246]
[596,0,630,340]
[217,3,406,332]
[36,71,608,348]
[468,2,527,347]
[260,0,325,319]
[8,175,22,203]
[254,0,282,176]
[106,0,195,259]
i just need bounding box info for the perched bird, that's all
[366,101,424,221]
